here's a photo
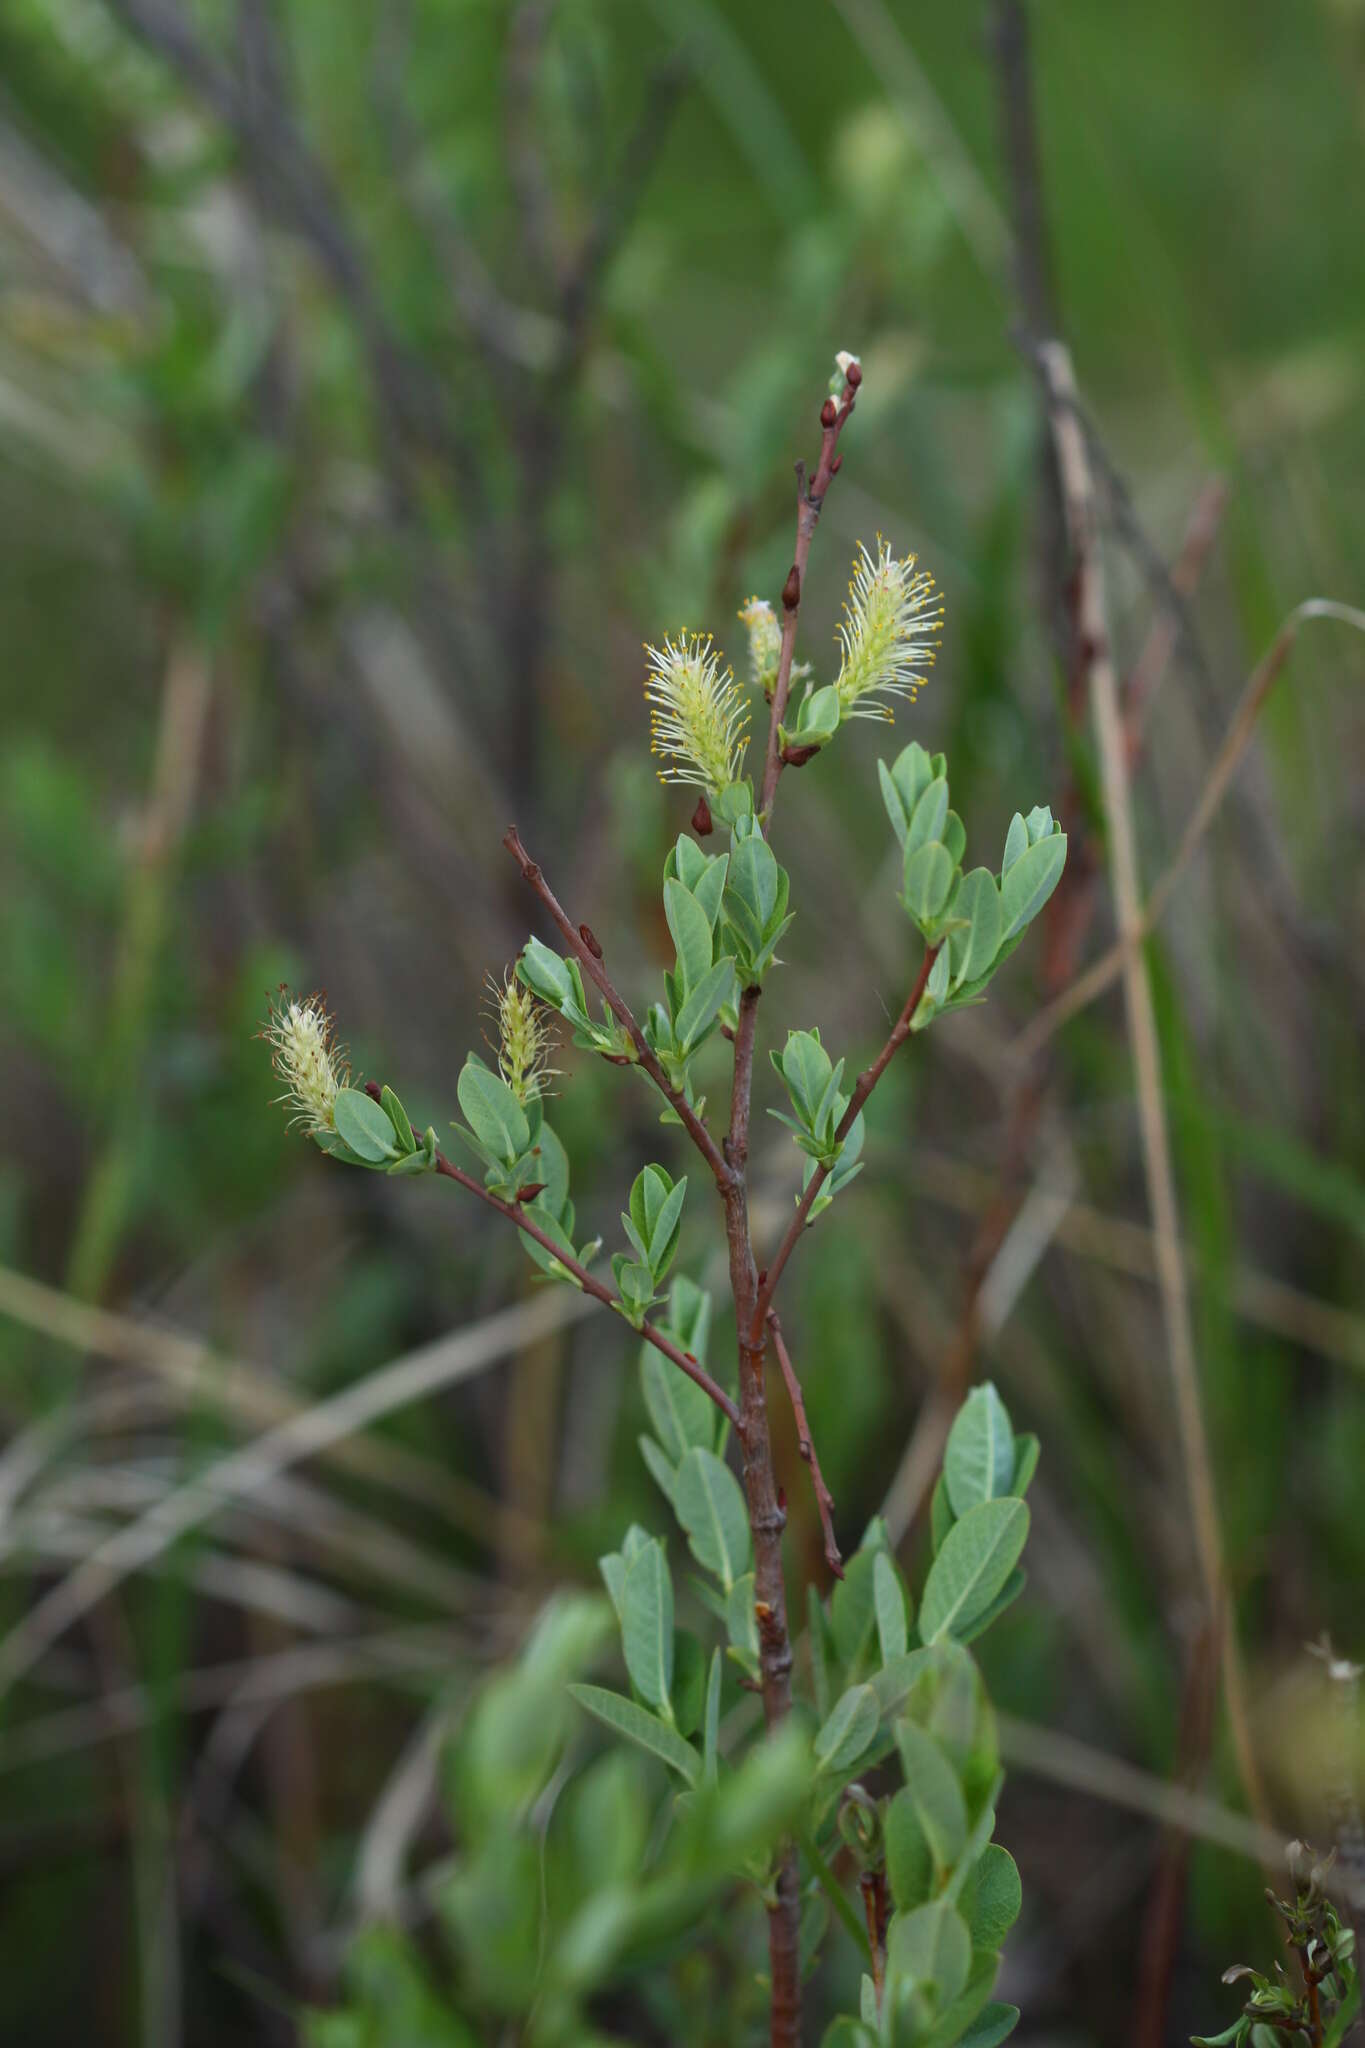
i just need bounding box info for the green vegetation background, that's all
[1,0,1364,2041]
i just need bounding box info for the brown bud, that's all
[782,563,801,611]
[782,741,821,768]
[578,923,603,960]
[363,1079,384,1104]
[691,795,713,837]
[820,396,838,428]
[844,358,862,389]
[516,1182,547,1204]
[830,453,843,474]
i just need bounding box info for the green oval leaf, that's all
[663,878,714,994]
[998,830,1067,941]
[969,1844,1022,1949]
[674,1447,751,1592]
[814,1683,879,1774]
[874,1549,910,1663]
[333,1087,400,1163]
[944,1384,1016,1516]
[904,839,954,923]
[894,1721,968,1875]
[886,1898,972,2010]
[920,1500,1030,1644]
[567,1684,699,1785]
[457,1057,530,1167]
[622,1539,674,1711]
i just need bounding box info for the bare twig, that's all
[767,1313,842,1578]
[1039,339,1272,1838]
[759,371,860,818]
[502,825,733,1187]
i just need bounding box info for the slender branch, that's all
[428,1148,737,1423]
[359,1080,738,1424]
[503,825,733,1188]
[767,1312,842,1578]
[723,366,862,2048]
[753,942,939,1335]
[758,368,860,820]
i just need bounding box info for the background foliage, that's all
[2,0,1364,2042]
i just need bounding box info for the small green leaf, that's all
[814,1684,879,1774]
[457,1057,530,1167]
[886,1899,971,2010]
[622,1540,674,1712]
[333,1087,400,1163]
[957,2004,1019,2048]
[930,1473,955,1555]
[598,1551,626,1621]
[726,1572,758,1662]
[904,840,954,923]
[640,1345,716,1463]
[380,1085,416,1154]
[1001,813,1029,876]
[951,869,1002,990]
[998,831,1067,941]
[885,1789,933,1910]
[663,878,715,994]
[567,1684,699,1785]
[906,775,949,855]
[675,955,736,1051]
[702,1648,722,1784]
[672,1628,706,1737]
[831,1546,879,1673]
[874,1550,910,1663]
[895,1722,968,1874]
[646,1174,688,1280]
[725,833,780,949]
[674,1447,751,1591]
[774,1028,833,1127]
[969,1845,1022,1949]
[1009,1434,1040,1497]
[637,1433,678,1506]
[920,1500,1030,1644]
[944,1384,1016,1517]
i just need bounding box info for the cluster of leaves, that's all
[323,1083,440,1177]
[771,1027,866,1223]
[575,1375,1037,2046]
[305,1595,813,2048]
[307,1382,1035,2047]
[518,821,792,1124]
[877,744,1066,1032]
[1193,1843,1360,2048]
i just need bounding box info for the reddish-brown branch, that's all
[430,1148,738,1421]
[768,1312,843,1578]
[503,824,733,1188]
[860,1866,889,2015]
[359,1080,739,1424]
[753,942,940,1336]
[717,366,862,2047]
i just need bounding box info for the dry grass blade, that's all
[1040,340,1272,1839]
[0,1285,594,1697]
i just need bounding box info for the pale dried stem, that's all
[1040,339,1273,1839]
